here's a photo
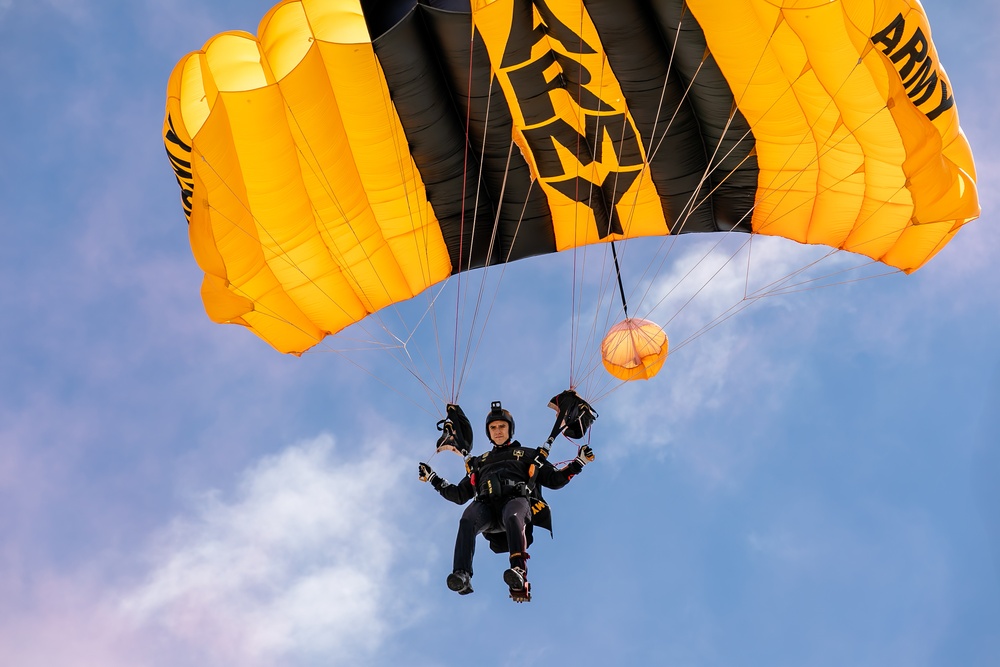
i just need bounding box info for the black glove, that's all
[418,462,438,484]
[575,445,595,466]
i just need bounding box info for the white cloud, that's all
[120,435,420,666]
[602,333,783,489]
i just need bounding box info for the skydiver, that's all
[418,395,595,602]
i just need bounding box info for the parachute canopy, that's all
[164,0,979,356]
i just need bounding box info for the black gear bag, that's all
[436,403,474,457]
[546,390,597,442]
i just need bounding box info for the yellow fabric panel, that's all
[189,82,331,353]
[472,0,667,251]
[164,0,453,354]
[312,38,452,299]
[258,2,314,80]
[204,32,274,88]
[222,83,371,329]
[167,35,341,353]
[687,0,979,272]
[785,6,912,260]
[180,53,216,133]
[190,32,368,349]
[299,0,370,45]
[260,0,451,306]
[200,273,253,324]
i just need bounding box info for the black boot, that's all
[504,553,530,602]
[502,566,526,590]
[446,570,473,595]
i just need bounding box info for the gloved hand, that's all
[575,444,595,466]
[418,462,438,484]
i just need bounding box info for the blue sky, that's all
[1,1,998,666]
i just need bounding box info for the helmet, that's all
[485,401,515,439]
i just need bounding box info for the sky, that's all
[1,1,998,666]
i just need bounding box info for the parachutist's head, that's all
[485,401,514,445]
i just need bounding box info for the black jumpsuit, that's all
[432,440,583,576]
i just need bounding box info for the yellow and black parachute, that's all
[164,0,978,369]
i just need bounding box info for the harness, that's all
[468,443,538,504]
[477,474,530,501]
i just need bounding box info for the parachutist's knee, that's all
[503,513,523,533]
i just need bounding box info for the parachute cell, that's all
[164,0,979,357]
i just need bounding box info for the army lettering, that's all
[872,13,955,121]
[499,0,644,237]
[165,114,194,221]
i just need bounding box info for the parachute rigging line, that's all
[455,138,531,398]
[450,61,535,401]
[610,240,629,320]
[454,66,503,398]
[450,26,478,402]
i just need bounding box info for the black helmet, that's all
[485,401,515,439]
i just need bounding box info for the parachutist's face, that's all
[488,421,509,445]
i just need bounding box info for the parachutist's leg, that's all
[501,498,531,601]
[501,497,530,561]
[453,500,492,577]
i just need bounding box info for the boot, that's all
[503,553,530,602]
[502,566,527,590]
[446,570,473,595]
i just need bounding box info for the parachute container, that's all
[601,319,669,382]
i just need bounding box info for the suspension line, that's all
[610,240,629,319]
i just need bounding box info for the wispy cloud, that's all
[120,435,422,666]
[0,436,424,667]
[642,235,858,334]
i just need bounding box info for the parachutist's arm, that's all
[535,457,584,490]
[434,475,475,505]
[536,445,593,489]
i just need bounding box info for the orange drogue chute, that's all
[601,318,669,381]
